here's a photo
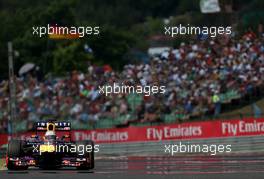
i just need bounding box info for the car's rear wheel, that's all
[76,140,94,170]
[7,140,28,170]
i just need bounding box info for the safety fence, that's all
[2,117,264,157]
[1,135,264,158]
[97,135,264,156]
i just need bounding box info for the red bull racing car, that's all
[6,121,95,170]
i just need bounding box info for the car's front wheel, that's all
[6,140,28,170]
[75,140,94,170]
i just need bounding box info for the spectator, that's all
[0,32,263,132]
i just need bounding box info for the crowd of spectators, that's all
[0,31,264,132]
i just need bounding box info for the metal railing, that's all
[1,136,264,158]
[97,135,264,156]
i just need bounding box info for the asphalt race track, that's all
[1,155,264,179]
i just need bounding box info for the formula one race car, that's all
[6,121,95,170]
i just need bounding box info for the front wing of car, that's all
[7,156,90,168]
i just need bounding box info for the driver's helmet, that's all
[44,130,56,140]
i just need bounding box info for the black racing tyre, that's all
[7,140,27,170]
[76,140,95,170]
[7,140,22,157]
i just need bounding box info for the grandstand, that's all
[0,32,263,133]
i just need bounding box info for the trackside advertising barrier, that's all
[1,118,264,147]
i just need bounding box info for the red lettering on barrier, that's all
[1,118,264,146]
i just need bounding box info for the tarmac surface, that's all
[1,155,264,179]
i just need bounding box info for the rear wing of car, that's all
[36,122,71,131]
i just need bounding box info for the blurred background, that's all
[0,0,263,133]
